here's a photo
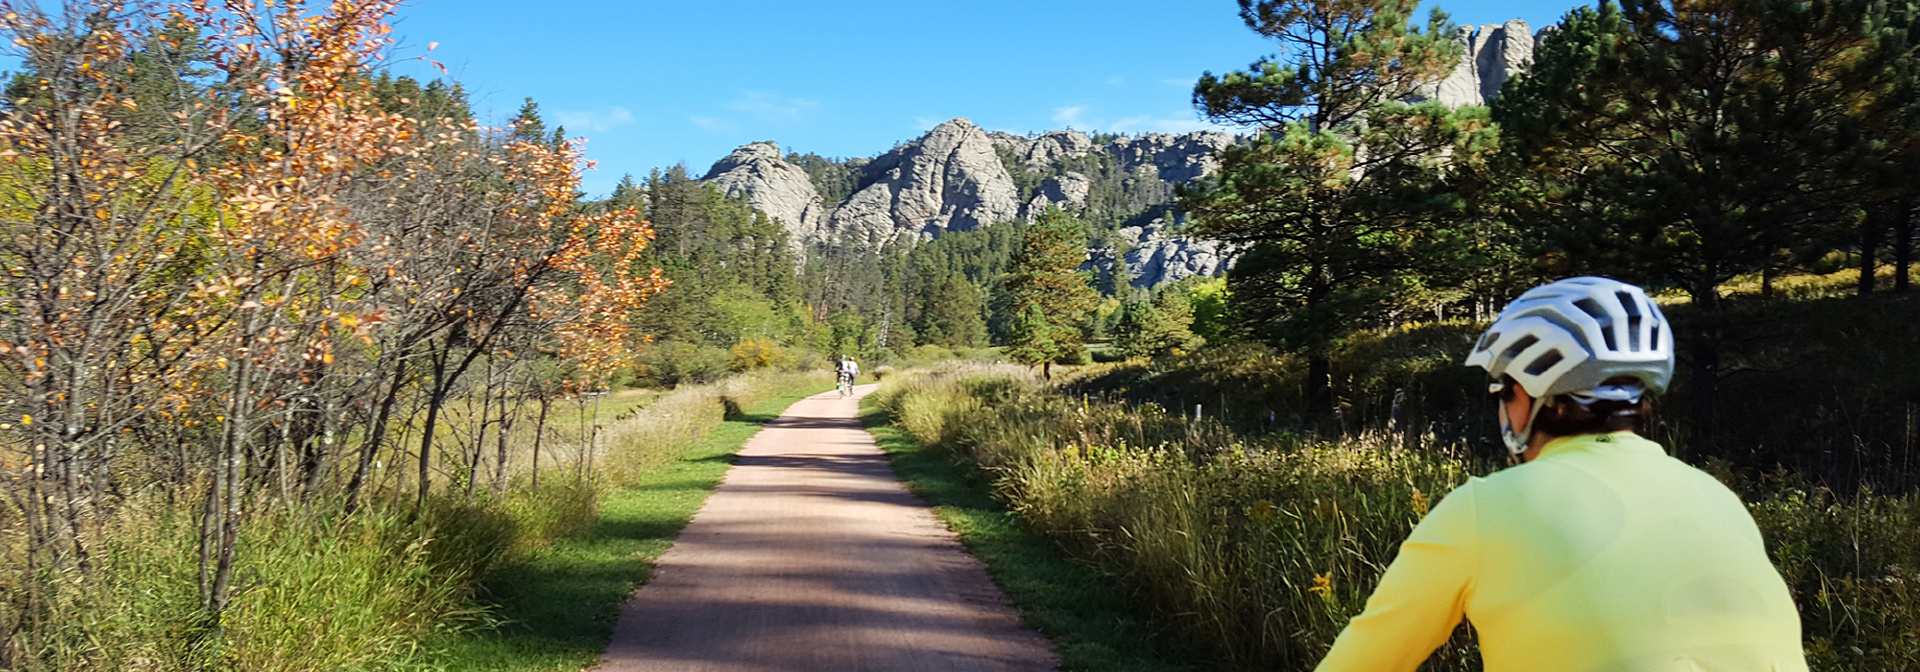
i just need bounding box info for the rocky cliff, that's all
[701,141,828,249]
[827,118,1024,247]
[1418,19,1541,108]
[698,16,1541,290]
[701,118,1238,288]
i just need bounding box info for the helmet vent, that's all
[1618,291,1644,351]
[1524,349,1565,376]
[1574,298,1618,351]
[1503,335,1540,362]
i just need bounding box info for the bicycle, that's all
[838,371,854,397]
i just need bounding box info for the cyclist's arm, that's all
[1316,481,1477,672]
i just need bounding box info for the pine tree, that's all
[1493,0,1906,448]
[1113,291,1200,358]
[1182,0,1489,415]
[509,97,547,145]
[1004,213,1099,379]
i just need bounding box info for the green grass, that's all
[414,384,833,671]
[858,399,1198,672]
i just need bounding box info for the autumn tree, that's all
[0,0,666,648]
[1004,213,1098,379]
[1182,0,1490,414]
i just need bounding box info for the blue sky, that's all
[386,0,1588,197]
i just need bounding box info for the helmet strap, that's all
[1499,395,1550,457]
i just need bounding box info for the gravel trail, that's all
[597,384,1057,672]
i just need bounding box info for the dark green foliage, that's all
[1492,0,1896,304]
[508,97,547,146]
[914,273,989,348]
[370,71,472,123]
[785,151,858,205]
[584,167,807,385]
[1184,0,1493,414]
[1489,0,1920,450]
[1113,291,1201,358]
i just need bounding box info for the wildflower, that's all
[1411,488,1429,518]
[1310,571,1333,597]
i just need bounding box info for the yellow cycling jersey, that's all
[1316,432,1807,672]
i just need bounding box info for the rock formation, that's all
[1116,215,1229,289]
[824,118,1023,246]
[1420,19,1537,107]
[701,141,827,248]
[1024,130,1094,170]
[1028,172,1091,213]
[1109,131,1233,182]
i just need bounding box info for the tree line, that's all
[1180,0,1920,455]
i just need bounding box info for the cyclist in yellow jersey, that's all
[1315,277,1808,672]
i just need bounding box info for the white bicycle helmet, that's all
[1466,277,1675,454]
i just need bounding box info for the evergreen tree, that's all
[508,97,547,145]
[914,272,988,348]
[1004,213,1099,378]
[1493,0,1908,448]
[1182,0,1489,414]
[1113,291,1200,358]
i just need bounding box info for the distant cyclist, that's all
[836,355,859,396]
[1315,277,1807,671]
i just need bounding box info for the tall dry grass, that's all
[0,369,828,671]
[880,367,1920,671]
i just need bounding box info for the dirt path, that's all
[597,385,1057,672]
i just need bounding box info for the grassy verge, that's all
[416,383,833,671]
[858,396,1197,672]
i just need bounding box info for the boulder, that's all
[1026,171,1091,214]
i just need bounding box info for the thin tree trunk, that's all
[494,383,519,496]
[417,349,451,512]
[465,359,492,501]
[1896,200,1914,294]
[532,395,549,491]
[1861,208,1885,296]
[1684,280,1722,461]
[344,360,407,514]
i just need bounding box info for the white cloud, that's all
[911,116,945,131]
[1051,104,1240,135]
[1051,106,1090,129]
[553,107,634,133]
[1106,75,1127,86]
[688,115,739,133]
[726,90,819,125]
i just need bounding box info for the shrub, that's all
[728,338,794,372]
[633,342,733,388]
